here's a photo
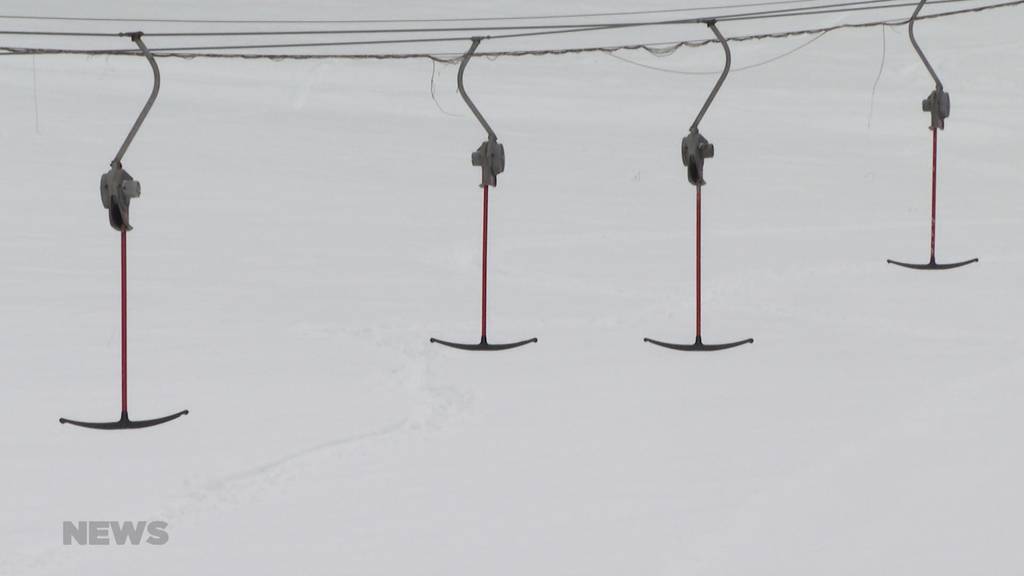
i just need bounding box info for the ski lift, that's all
[60,33,189,429]
[886,0,978,270]
[645,21,754,352]
[430,37,537,351]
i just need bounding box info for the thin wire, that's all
[242,0,973,42]
[867,25,887,127]
[608,30,827,75]
[0,0,1017,60]
[716,0,985,21]
[0,29,120,37]
[430,59,460,117]
[32,53,39,133]
[146,0,999,50]
[0,0,901,25]
[144,22,689,37]
[106,0,913,37]
[119,34,485,53]
[0,0,959,42]
[11,0,979,54]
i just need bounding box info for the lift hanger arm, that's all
[908,0,942,90]
[689,21,731,133]
[457,37,497,142]
[112,33,160,167]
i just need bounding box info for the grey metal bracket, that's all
[458,37,505,188]
[100,33,159,231]
[909,0,950,130]
[681,130,714,187]
[681,21,730,186]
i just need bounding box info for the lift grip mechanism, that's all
[681,21,730,186]
[100,32,160,231]
[909,0,950,130]
[459,37,505,188]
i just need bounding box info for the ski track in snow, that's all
[7,327,477,574]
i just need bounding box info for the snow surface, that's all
[1,1,1023,574]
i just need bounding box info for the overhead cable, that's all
[0,0,1017,61]
[0,0,972,41]
[0,0,912,25]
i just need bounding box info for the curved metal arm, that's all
[689,21,731,133]
[909,0,942,90]
[457,37,497,142]
[112,33,161,167]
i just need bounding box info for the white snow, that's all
[1,1,1023,574]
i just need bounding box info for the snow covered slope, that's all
[1,1,1022,574]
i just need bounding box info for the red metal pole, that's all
[481,185,489,342]
[121,228,128,414]
[929,127,938,264]
[695,183,702,340]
